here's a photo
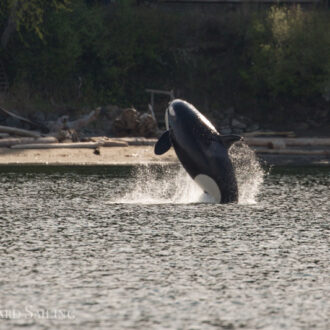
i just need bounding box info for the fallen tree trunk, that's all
[253,147,330,156]
[114,137,158,146]
[244,131,295,137]
[0,105,48,132]
[68,108,101,130]
[0,136,57,147]
[11,142,102,149]
[0,125,41,138]
[245,137,330,148]
[101,140,128,147]
[112,108,158,137]
[49,108,101,132]
[89,137,129,147]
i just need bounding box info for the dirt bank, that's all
[0,146,178,166]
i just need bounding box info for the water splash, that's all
[115,165,209,204]
[230,142,265,204]
[113,143,264,204]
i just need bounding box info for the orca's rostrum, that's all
[154,99,242,203]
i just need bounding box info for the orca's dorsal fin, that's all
[154,130,171,155]
[220,134,242,149]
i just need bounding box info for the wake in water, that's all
[113,142,264,204]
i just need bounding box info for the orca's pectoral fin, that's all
[154,130,171,155]
[221,134,242,149]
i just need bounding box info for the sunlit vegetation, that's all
[0,0,329,123]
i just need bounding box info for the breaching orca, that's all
[154,99,241,203]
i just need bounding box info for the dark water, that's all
[0,165,329,330]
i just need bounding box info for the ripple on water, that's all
[0,165,329,329]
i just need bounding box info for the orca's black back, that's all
[169,100,238,203]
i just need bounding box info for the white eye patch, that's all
[169,105,175,116]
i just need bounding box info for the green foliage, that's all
[16,0,71,39]
[1,2,330,122]
[91,0,177,106]
[0,0,71,40]
[8,2,81,97]
[244,6,330,104]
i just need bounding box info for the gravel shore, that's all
[0,146,178,166]
[0,144,328,167]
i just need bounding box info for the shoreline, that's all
[0,145,329,167]
[0,146,178,166]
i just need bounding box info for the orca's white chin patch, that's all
[194,174,221,203]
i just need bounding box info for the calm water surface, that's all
[0,165,329,329]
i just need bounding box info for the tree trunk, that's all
[1,0,19,49]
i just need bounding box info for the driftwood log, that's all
[0,125,41,138]
[46,108,102,142]
[11,142,102,149]
[10,138,129,149]
[138,113,158,137]
[0,104,158,140]
[252,148,330,156]
[114,137,157,146]
[0,137,58,148]
[244,131,295,137]
[89,137,128,147]
[245,137,330,148]
[48,108,101,132]
[112,108,138,135]
[112,108,157,137]
[0,105,48,132]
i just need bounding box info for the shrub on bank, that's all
[243,6,330,121]
[0,1,329,126]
